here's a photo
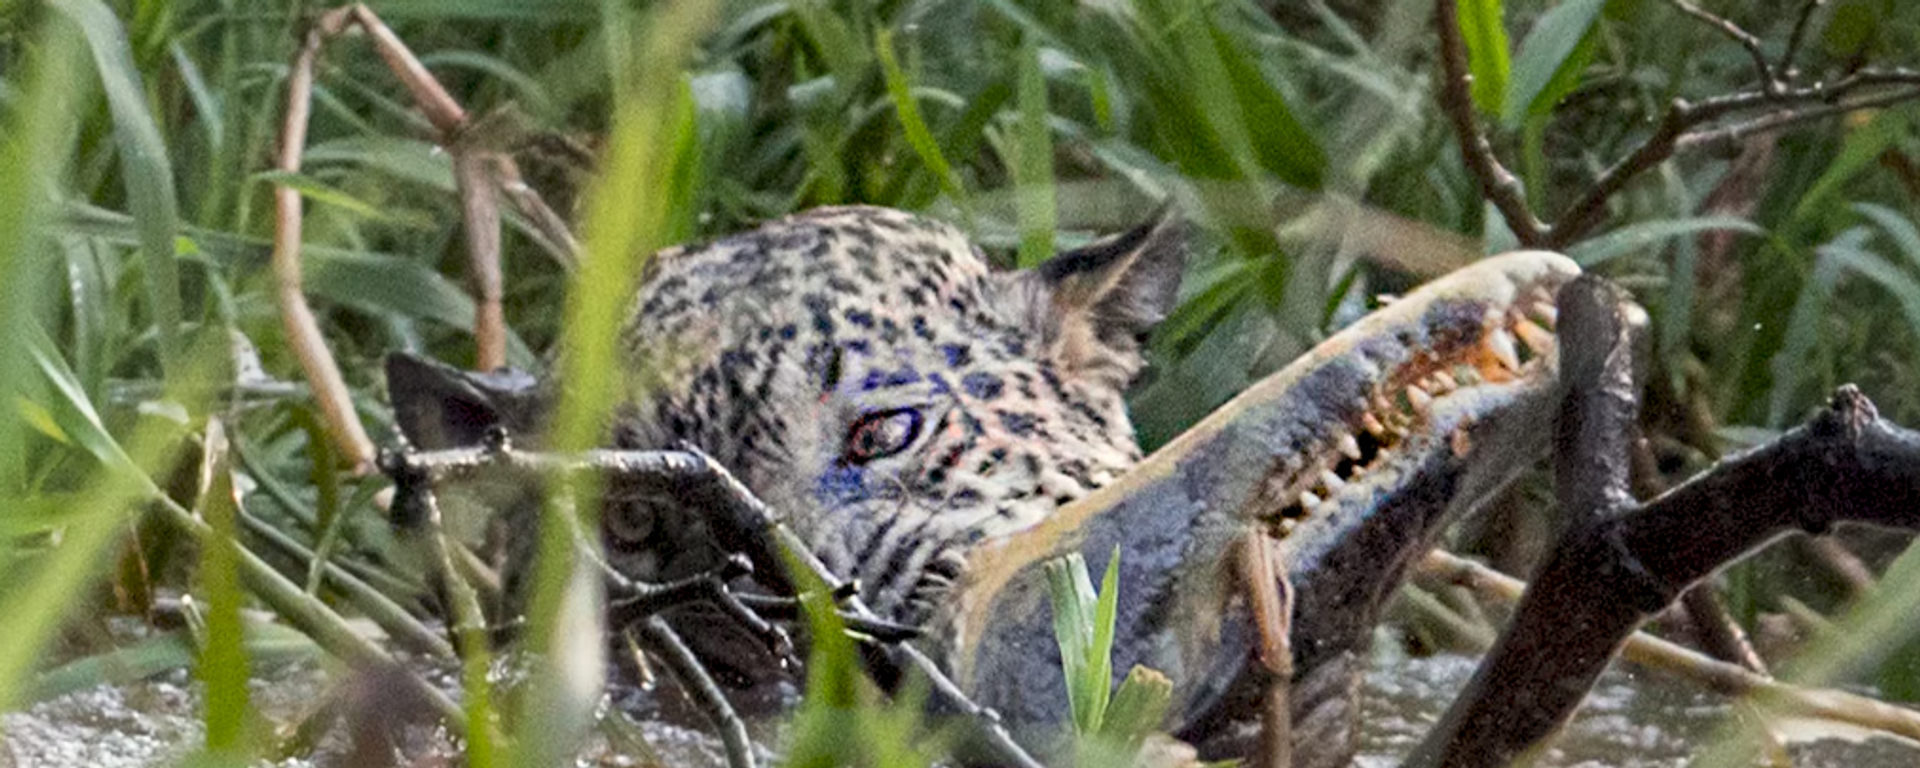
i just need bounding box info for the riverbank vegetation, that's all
[4,0,1920,765]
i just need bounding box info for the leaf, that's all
[1566,216,1766,266]
[1767,235,1850,427]
[1457,0,1511,116]
[1088,546,1121,731]
[52,0,185,375]
[1210,20,1325,189]
[1854,203,1920,273]
[1791,110,1910,224]
[0,19,113,716]
[876,28,970,215]
[417,50,556,119]
[1820,232,1920,344]
[361,0,597,22]
[0,493,91,539]
[1013,36,1056,267]
[251,170,431,226]
[1046,552,1101,732]
[305,137,457,192]
[25,323,141,476]
[512,3,718,765]
[1101,665,1174,754]
[29,624,318,704]
[1503,0,1605,126]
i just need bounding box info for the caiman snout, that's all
[942,251,1580,759]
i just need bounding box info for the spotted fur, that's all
[389,205,1184,630]
[607,206,1185,622]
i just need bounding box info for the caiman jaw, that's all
[942,251,1581,756]
[1257,263,1565,540]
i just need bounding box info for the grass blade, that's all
[510,2,716,765]
[0,23,99,712]
[1502,0,1604,126]
[52,0,186,375]
[1045,552,1099,733]
[1566,215,1766,267]
[877,28,972,218]
[1853,202,1920,273]
[1013,36,1056,267]
[1457,0,1510,116]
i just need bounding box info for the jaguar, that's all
[388,204,1578,766]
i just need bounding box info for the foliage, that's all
[1045,549,1173,762]
[2,0,1920,765]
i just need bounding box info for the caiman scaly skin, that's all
[387,206,1577,764]
[945,251,1577,763]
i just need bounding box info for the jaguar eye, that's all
[843,407,923,465]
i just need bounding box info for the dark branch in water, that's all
[635,615,760,768]
[1406,278,1920,768]
[1552,275,1641,523]
[381,438,1047,768]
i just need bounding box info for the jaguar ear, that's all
[385,352,547,450]
[1003,212,1189,389]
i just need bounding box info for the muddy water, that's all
[4,640,1916,767]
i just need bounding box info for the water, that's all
[5,642,1916,767]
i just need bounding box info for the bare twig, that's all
[273,4,585,471]
[1548,103,1691,249]
[1665,0,1779,93]
[603,555,798,668]
[1430,0,1920,250]
[1674,87,1920,154]
[1679,585,1768,674]
[455,150,507,370]
[1432,0,1550,246]
[636,616,759,768]
[732,593,922,642]
[274,8,376,472]
[1240,533,1295,768]
[1632,411,1769,673]
[1798,534,1877,604]
[1780,0,1826,78]
[667,447,1050,768]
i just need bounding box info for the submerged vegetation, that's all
[5,0,1920,765]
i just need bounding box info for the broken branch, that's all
[1406,385,1920,768]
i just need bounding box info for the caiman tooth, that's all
[1372,393,1396,417]
[1430,370,1458,392]
[1300,490,1323,511]
[1406,384,1434,414]
[1361,412,1387,436]
[1320,470,1346,493]
[1487,328,1521,371]
[1530,300,1559,326]
[1514,317,1555,353]
[1337,433,1363,460]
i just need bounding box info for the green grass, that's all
[4,0,1920,764]
[1045,549,1173,762]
